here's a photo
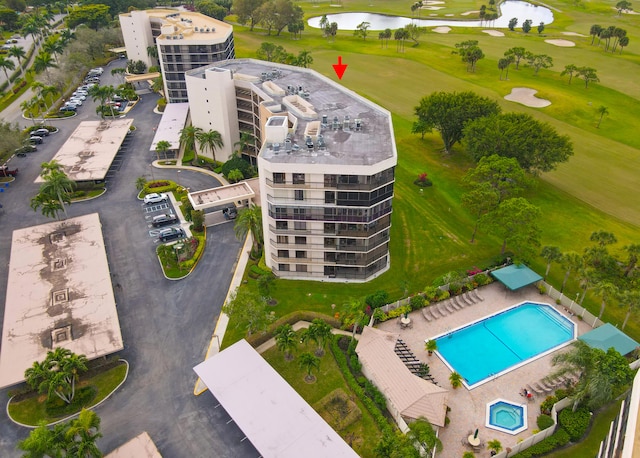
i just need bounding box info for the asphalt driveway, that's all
[0,61,258,457]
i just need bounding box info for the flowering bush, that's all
[414,172,433,188]
[467,266,483,276]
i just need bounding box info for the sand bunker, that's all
[504,88,551,108]
[461,10,479,15]
[432,26,451,33]
[424,0,445,4]
[545,39,575,47]
[561,32,586,37]
[422,6,444,10]
[445,13,454,16]
[482,30,505,37]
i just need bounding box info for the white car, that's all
[143,193,167,204]
[71,93,87,100]
[68,98,83,106]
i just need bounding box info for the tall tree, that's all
[407,417,443,454]
[463,112,574,174]
[66,4,111,30]
[275,324,297,361]
[560,251,583,293]
[454,40,484,72]
[504,47,526,69]
[414,91,500,153]
[596,105,609,128]
[589,24,602,45]
[179,125,203,155]
[0,55,15,81]
[619,289,640,329]
[541,246,563,280]
[155,140,171,161]
[616,0,632,15]
[525,52,553,75]
[341,299,367,339]
[462,155,530,204]
[234,204,263,253]
[622,244,640,277]
[196,129,224,163]
[7,45,26,75]
[593,281,618,319]
[235,0,265,30]
[508,17,518,31]
[222,287,274,335]
[481,197,542,260]
[578,66,599,88]
[522,19,532,33]
[355,21,370,40]
[561,64,578,84]
[461,182,500,243]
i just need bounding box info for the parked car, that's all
[29,136,43,144]
[0,166,19,177]
[31,128,50,137]
[72,92,87,100]
[152,214,179,227]
[143,193,167,204]
[59,105,77,112]
[222,206,237,220]
[158,227,184,242]
[68,98,83,106]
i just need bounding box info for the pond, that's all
[307,1,554,30]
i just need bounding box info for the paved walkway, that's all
[377,282,592,457]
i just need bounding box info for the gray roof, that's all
[189,59,396,167]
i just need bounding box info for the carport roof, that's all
[193,339,359,458]
[0,213,124,388]
[150,102,189,152]
[188,182,255,211]
[491,264,542,291]
[37,119,133,182]
[105,432,162,458]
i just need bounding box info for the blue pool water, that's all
[435,302,575,388]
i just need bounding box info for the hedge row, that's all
[511,429,570,458]
[245,312,340,348]
[558,407,591,441]
[143,180,177,195]
[329,336,394,435]
[179,234,206,271]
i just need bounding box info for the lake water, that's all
[307,1,554,30]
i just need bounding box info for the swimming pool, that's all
[433,302,575,389]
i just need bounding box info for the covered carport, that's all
[188,181,255,226]
[490,264,543,291]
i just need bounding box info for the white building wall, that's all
[119,11,154,69]
[185,68,239,162]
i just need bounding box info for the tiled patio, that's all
[377,282,593,457]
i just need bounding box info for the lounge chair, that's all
[471,289,484,302]
[526,383,543,395]
[445,301,456,313]
[449,298,462,311]
[437,303,449,316]
[421,308,433,322]
[461,293,474,306]
[453,295,466,308]
[430,306,442,318]
[534,382,552,393]
[463,291,477,304]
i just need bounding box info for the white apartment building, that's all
[185,59,397,281]
[119,9,234,103]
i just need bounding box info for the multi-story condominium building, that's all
[119,9,234,103]
[185,59,397,281]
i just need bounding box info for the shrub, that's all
[365,290,389,309]
[245,312,340,348]
[511,428,570,458]
[181,195,193,221]
[178,235,206,271]
[182,148,195,163]
[143,180,177,195]
[554,388,569,400]
[537,283,547,294]
[191,210,204,232]
[413,172,432,187]
[363,379,387,411]
[536,414,554,430]
[350,354,362,373]
[410,295,425,310]
[44,386,96,417]
[356,376,367,387]
[157,98,166,112]
[222,156,254,179]
[435,288,450,301]
[423,286,439,302]
[540,395,557,415]
[558,407,591,441]
[473,273,492,286]
[386,305,411,319]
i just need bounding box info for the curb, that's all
[6,359,130,429]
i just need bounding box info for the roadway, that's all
[0,60,259,457]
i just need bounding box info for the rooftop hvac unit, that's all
[305,136,314,149]
[343,115,350,131]
[206,28,210,32]
[322,115,328,126]
[273,143,280,153]
[284,139,292,153]
[332,116,340,130]
[178,34,183,39]
[194,27,199,32]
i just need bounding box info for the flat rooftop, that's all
[189,59,396,167]
[140,9,233,42]
[188,181,255,211]
[0,213,124,388]
[106,432,162,458]
[38,119,133,182]
[194,339,359,458]
[150,102,189,152]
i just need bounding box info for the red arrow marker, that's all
[332,56,348,80]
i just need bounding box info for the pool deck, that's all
[377,282,593,456]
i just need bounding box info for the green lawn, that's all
[224,0,640,347]
[7,362,127,426]
[262,340,384,456]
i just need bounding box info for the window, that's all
[273,172,285,184]
[277,236,288,244]
[295,236,307,245]
[296,264,307,272]
[292,173,305,184]
[295,251,306,259]
[294,221,306,231]
[294,190,304,201]
[275,207,287,217]
[293,208,306,216]
[279,264,290,272]
[277,250,289,258]
[276,221,288,230]
[325,191,335,203]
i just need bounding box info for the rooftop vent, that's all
[332,116,340,130]
[305,136,314,149]
[355,118,363,131]
[322,115,328,126]
[51,288,69,306]
[273,143,280,153]
[343,115,350,131]
[51,325,72,344]
[194,26,199,32]
[284,138,292,153]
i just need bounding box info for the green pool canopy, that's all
[491,264,543,291]
[579,323,640,356]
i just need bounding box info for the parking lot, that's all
[0,60,258,457]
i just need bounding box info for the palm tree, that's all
[233,132,254,157]
[560,251,582,293]
[275,324,297,361]
[38,163,76,219]
[147,45,159,61]
[234,204,263,253]
[618,289,640,330]
[60,352,88,402]
[7,46,26,76]
[449,371,463,388]
[196,129,224,163]
[65,409,102,457]
[301,319,332,356]
[298,352,320,382]
[593,281,618,319]
[151,75,164,94]
[30,193,64,220]
[341,298,367,339]
[296,50,313,68]
[0,55,16,81]
[155,140,172,161]
[18,422,66,457]
[179,125,203,156]
[41,85,58,109]
[25,360,51,394]
[596,106,609,128]
[33,52,58,84]
[21,98,40,126]
[540,246,563,281]
[43,39,64,64]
